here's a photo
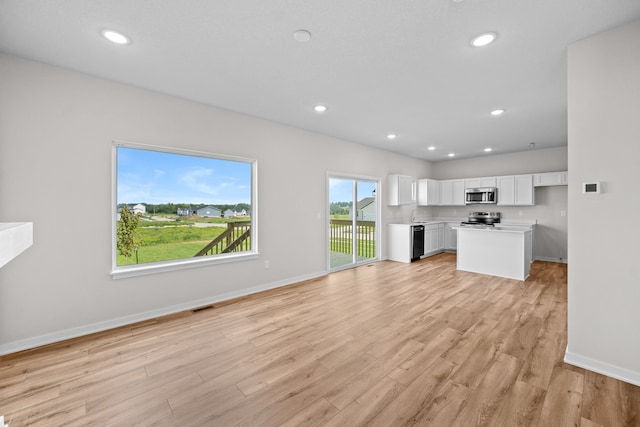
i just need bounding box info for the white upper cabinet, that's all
[464,177,497,189]
[387,174,415,206]
[417,179,440,206]
[514,174,534,205]
[534,171,568,187]
[497,175,516,205]
[497,174,534,206]
[440,179,466,206]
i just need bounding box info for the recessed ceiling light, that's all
[484,147,493,152]
[314,105,327,113]
[490,109,505,116]
[471,32,497,47]
[293,30,312,43]
[428,146,436,151]
[387,134,397,140]
[102,30,130,45]
[448,153,455,157]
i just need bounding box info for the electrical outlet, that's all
[453,210,457,215]
[264,260,270,269]
[561,210,566,217]
[518,210,523,216]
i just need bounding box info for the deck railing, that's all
[194,221,251,257]
[330,219,376,258]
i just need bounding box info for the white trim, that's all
[111,252,259,279]
[0,270,326,356]
[564,349,640,387]
[111,140,258,278]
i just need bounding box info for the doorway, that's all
[328,175,379,271]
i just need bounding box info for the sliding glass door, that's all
[328,176,378,270]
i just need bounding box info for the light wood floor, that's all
[1,253,639,426]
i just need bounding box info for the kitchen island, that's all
[454,226,532,281]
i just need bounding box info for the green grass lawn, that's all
[330,237,376,258]
[118,240,213,265]
[138,226,224,245]
[117,226,226,266]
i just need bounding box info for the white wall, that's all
[0,54,431,353]
[431,147,568,179]
[566,19,640,385]
[430,147,568,261]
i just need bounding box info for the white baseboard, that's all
[0,271,326,356]
[534,256,568,264]
[564,349,640,387]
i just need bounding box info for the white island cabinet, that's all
[454,226,532,281]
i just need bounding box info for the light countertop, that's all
[453,225,532,233]
[0,222,33,268]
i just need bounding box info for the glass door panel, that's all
[356,180,377,264]
[329,176,378,270]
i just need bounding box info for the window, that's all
[112,141,258,279]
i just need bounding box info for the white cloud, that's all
[180,167,222,196]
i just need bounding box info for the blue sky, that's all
[117,147,252,205]
[329,178,377,204]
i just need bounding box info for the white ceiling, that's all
[2,1,640,161]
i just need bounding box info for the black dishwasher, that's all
[411,225,425,261]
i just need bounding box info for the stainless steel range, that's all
[460,212,501,228]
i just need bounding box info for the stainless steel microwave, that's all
[465,187,497,204]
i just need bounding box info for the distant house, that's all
[177,206,198,216]
[349,197,376,221]
[237,209,248,217]
[116,203,146,220]
[223,209,235,218]
[130,204,146,215]
[196,206,221,218]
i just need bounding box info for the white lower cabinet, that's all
[445,222,458,250]
[387,224,412,263]
[388,222,447,262]
[424,223,445,255]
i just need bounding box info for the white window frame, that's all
[111,140,258,279]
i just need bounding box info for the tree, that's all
[117,205,144,264]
